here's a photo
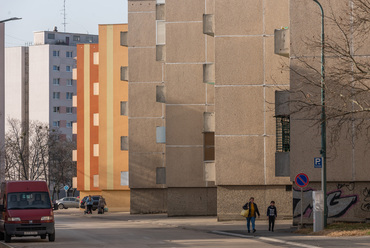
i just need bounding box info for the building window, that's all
[276,116,290,152]
[53,106,60,113]
[66,66,71,72]
[66,51,73,58]
[66,107,73,114]
[86,36,93,43]
[53,92,60,99]
[121,136,128,150]
[52,121,60,127]
[53,65,60,71]
[66,121,73,128]
[48,33,55,39]
[53,50,60,57]
[66,79,73,86]
[120,101,127,116]
[66,92,73,100]
[53,78,60,85]
[204,132,215,161]
[73,35,80,41]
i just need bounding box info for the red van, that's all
[0,181,56,242]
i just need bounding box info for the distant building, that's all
[75,24,130,211]
[5,30,98,140]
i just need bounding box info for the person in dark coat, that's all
[242,197,260,233]
[267,201,277,231]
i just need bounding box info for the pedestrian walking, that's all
[267,201,277,232]
[98,196,106,214]
[242,197,260,233]
[86,195,93,214]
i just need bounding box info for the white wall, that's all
[4,47,26,131]
[29,45,50,125]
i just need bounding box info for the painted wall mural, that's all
[293,187,358,218]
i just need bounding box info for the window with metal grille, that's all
[276,116,290,152]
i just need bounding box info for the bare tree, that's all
[48,132,76,200]
[288,0,370,145]
[3,119,76,195]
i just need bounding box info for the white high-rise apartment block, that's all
[5,30,98,140]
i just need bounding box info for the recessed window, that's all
[52,121,60,127]
[53,50,59,57]
[204,132,215,161]
[66,107,73,114]
[53,106,60,113]
[66,79,73,86]
[66,51,73,58]
[66,92,73,100]
[53,92,60,99]
[66,66,71,72]
[53,65,60,71]
[53,78,60,85]
[73,35,80,41]
[66,121,73,128]
[48,33,55,39]
[276,116,290,152]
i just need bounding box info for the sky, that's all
[1,0,128,47]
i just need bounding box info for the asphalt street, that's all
[1,209,370,248]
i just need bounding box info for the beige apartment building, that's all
[127,0,370,223]
[127,0,292,220]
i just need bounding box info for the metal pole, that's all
[313,0,327,227]
[300,188,303,228]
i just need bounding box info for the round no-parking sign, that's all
[295,173,309,188]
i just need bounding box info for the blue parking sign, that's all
[314,157,322,168]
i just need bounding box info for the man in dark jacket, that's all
[242,197,260,233]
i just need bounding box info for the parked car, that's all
[80,195,101,211]
[56,197,79,209]
[0,181,56,243]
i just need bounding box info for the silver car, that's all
[56,197,80,209]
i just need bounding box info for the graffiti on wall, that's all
[293,188,358,218]
[361,187,370,212]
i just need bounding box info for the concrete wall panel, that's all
[166,0,204,22]
[166,23,205,63]
[128,48,163,82]
[166,147,205,187]
[166,64,205,104]
[129,153,165,188]
[167,187,216,216]
[129,118,165,152]
[130,188,167,214]
[265,0,289,35]
[128,0,156,12]
[215,86,264,135]
[215,37,263,85]
[215,136,264,185]
[128,12,156,47]
[214,0,262,36]
[129,83,163,117]
[166,105,204,145]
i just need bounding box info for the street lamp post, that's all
[312,0,327,227]
[0,17,22,184]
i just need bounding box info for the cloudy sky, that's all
[1,0,128,47]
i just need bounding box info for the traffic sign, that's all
[64,185,69,191]
[295,173,309,188]
[314,157,322,168]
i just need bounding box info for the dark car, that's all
[80,195,100,211]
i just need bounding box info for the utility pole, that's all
[313,0,327,227]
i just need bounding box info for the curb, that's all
[0,242,13,248]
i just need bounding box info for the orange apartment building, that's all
[75,24,130,211]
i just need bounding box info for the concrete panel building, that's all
[76,24,130,211]
[287,0,370,224]
[127,0,291,219]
